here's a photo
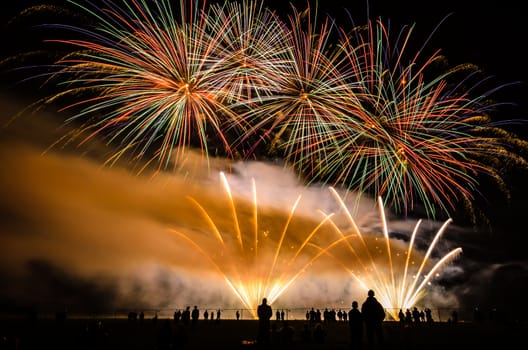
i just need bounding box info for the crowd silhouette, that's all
[0,292,522,350]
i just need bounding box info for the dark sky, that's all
[3,0,527,110]
[2,0,526,126]
[3,0,527,77]
[1,0,527,316]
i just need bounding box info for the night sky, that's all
[1,0,527,318]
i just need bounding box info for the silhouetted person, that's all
[425,308,433,323]
[191,306,199,329]
[181,307,191,327]
[405,309,412,325]
[309,308,316,323]
[280,309,285,321]
[348,300,363,350]
[257,297,272,345]
[398,309,405,326]
[361,289,385,350]
[216,309,221,324]
[323,308,330,323]
[204,309,209,321]
[173,310,181,323]
[236,310,240,320]
[127,311,137,322]
[412,307,421,325]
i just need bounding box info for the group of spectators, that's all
[257,289,386,349]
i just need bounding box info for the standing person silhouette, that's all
[348,300,363,350]
[361,290,385,350]
[191,305,199,329]
[257,298,273,345]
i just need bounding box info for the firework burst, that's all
[32,0,291,171]
[234,4,363,173]
[312,18,528,219]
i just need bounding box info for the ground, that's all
[0,317,525,350]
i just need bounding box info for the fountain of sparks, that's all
[167,171,341,319]
[166,168,462,319]
[166,168,462,320]
[324,187,463,320]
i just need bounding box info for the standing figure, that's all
[191,306,199,329]
[361,290,385,350]
[257,298,273,344]
[398,309,405,326]
[181,307,190,326]
[348,300,363,350]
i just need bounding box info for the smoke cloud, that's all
[1,93,524,320]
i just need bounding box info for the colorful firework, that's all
[205,1,291,104]
[312,18,528,219]
[32,0,292,171]
[235,3,363,173]
[8,0,528,219]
